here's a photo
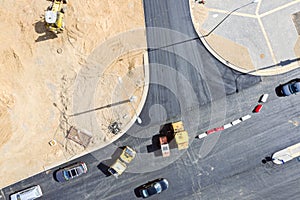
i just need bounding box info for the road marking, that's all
[260,1,300,18]
[255,0,262,15]
[207,8,257,18]
[257,17,277,63]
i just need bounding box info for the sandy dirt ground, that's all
[0,0,146,188]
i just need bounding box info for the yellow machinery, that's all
[171,121,189,150]
[108,146,136,178]
[45,0,67,34]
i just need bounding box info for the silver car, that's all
[55,162,88,182]
[10,185,43,200]
[280,80,300,96]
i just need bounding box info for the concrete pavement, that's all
[190,0,300,76]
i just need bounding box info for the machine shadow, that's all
[34,20,57,42]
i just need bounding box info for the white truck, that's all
[159,136,170,157]
[272,142,300,164]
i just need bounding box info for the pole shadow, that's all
[70,99,131,117]
[146,123,178,157]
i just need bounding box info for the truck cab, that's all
[108,146,136,178]
[171,121,189,150]
[272,142,300,164]
[45,0,67,34]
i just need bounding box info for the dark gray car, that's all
[139,178,169,198]
[280,80,300,96]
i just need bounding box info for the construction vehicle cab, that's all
[171,121,189,150]
[272,142,300,164]
[45,0,67,34]
[159,136,170,157]
[108,146,136,178]
[160,121,189,153]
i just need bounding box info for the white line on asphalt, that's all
[255,0,261,15]
[260,1,300,18]
[207,8,257,18]
[257,17,277,63]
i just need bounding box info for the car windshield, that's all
[162,146,169,151]
[147,183,162,195]
[70,169,77,177]
[125,148,135,157]
[159,180,169,190]
[291,82,300,93]
[63,170,71,179]
[17,187,39,199]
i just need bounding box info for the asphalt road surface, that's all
[2,1,300,200]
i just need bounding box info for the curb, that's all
[188,0,299,76]
[44,50,150,171]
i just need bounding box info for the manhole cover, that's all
[292,11,300,35]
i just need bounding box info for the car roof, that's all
[10,185,42,200]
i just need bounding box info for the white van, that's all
[272,142,300,164]
[10,185,43,200]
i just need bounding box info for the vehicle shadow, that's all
[133,185,143,198]
[146,123,178,157]
[97,161,113,177]
[34,20,57,42]
[52,169,60,182]
[159,123,177,149]
[146,134,161,156]
[97,147,124,177]
[275,85,284,97]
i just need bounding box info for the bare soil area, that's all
[0,0,146,188]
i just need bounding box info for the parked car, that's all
[139,178,169,198]
[10,185,43,200]
[55,162,87,182]
[280,80,300,96]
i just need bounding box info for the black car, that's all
[280,80,300,96]
[55,162,88,182]
[139,178,169,198]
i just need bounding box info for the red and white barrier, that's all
[197,114,251,139]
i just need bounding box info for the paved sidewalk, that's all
[190,0,300,76]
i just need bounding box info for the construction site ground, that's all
[0,0,146,188]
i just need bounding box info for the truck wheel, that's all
[63,0,68,4]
